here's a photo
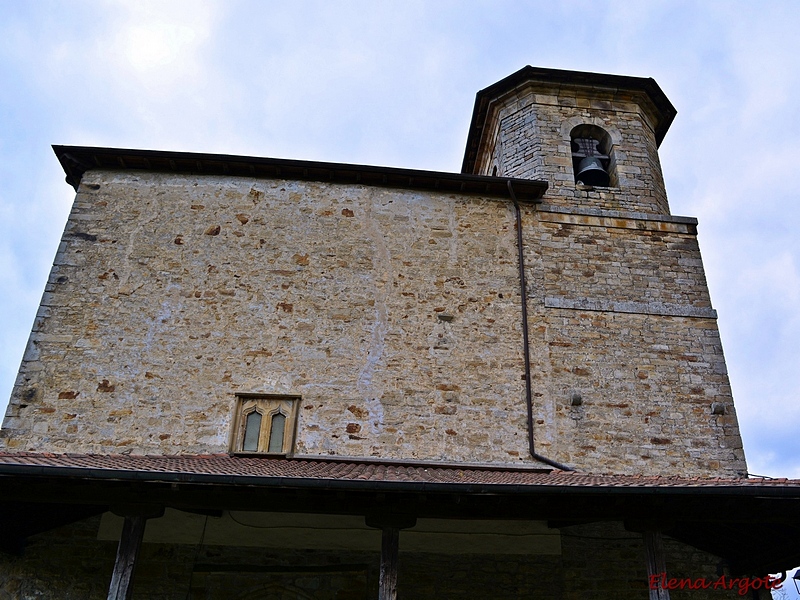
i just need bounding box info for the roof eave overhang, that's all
[53,145,548,203]
[2,461,800,498]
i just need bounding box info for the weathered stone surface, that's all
[3,172,532,464]
[0,166,745,476]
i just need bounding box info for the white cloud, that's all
[122,23,198,72]
[102,0,215,88]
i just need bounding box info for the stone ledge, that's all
[544,296,717,319]
[537,204,697,235]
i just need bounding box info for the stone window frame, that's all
[232,394,300,455]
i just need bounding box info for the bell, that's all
[576,156,610,187]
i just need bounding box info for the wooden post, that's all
[643,530,670,600]
[107,514,147,600]
[366,511,414,600]
[379,526,400,600]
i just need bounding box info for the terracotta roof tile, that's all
[0,452,799,492]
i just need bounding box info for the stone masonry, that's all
[0,166,745,476]
[470,79,670,215]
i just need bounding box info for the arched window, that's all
[267,412,287,453]
[570,124,616,187]
[242,410,262,452]
[234,395,299,455]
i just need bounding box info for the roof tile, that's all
[0,452,799,490]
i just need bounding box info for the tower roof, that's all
[461,66,677,174]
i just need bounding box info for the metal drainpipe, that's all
[507,180,574,472]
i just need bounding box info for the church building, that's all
[0,66,798,599]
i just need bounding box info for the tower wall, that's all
[471,82,671,215]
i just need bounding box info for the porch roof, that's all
[0,451,796,493]
[1,451,799,574]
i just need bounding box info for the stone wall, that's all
[0,168,745,476]
[1,171,531,463]
[521,205,744,474]
[0,516,772,599]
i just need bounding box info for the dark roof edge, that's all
[461,66,677,174]
[288,453,553,472]
[53,145,548,202]
[1,462,799,498]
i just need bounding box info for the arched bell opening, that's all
[570,124,617,187]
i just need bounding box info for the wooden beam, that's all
[107,514,146,600]
[379,526,400,600]
[643,530,670,600]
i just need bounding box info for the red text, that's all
[648,573,783,595]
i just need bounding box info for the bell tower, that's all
[461,66,676,215]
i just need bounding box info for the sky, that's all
[1,0,799,489]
